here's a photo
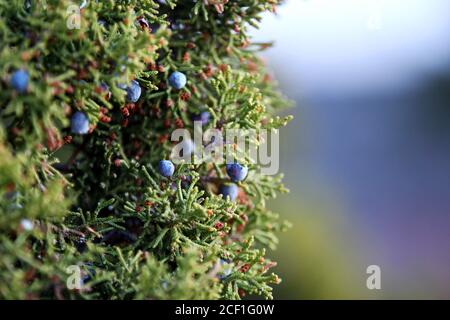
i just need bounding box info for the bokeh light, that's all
[252,0,450,299]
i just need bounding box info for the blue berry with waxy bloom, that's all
[193,111,211,126]
[126,80,142,103]
[168,71,187,89]
[226,163,248,182]
[71,111,90,135]
[159,160,175,178]
[219,183,239,202]
[10,69,29,93]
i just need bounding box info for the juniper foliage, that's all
[0,0,292,299]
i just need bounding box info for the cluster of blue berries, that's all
[218,163,248,201]
[157,160,247,202]
[117,79,142,102]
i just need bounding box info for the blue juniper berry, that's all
[10,69,29,93]
[168,71,187,89]
[159,160,175,178]
[226,163,248,182]
[219,183,239,201]
[71,111,90,135]
[126,80,142,103]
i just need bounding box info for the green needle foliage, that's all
[0,0,292,299]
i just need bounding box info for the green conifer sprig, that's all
[1,0,292,299]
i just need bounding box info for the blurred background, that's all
[251,0,450,299]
